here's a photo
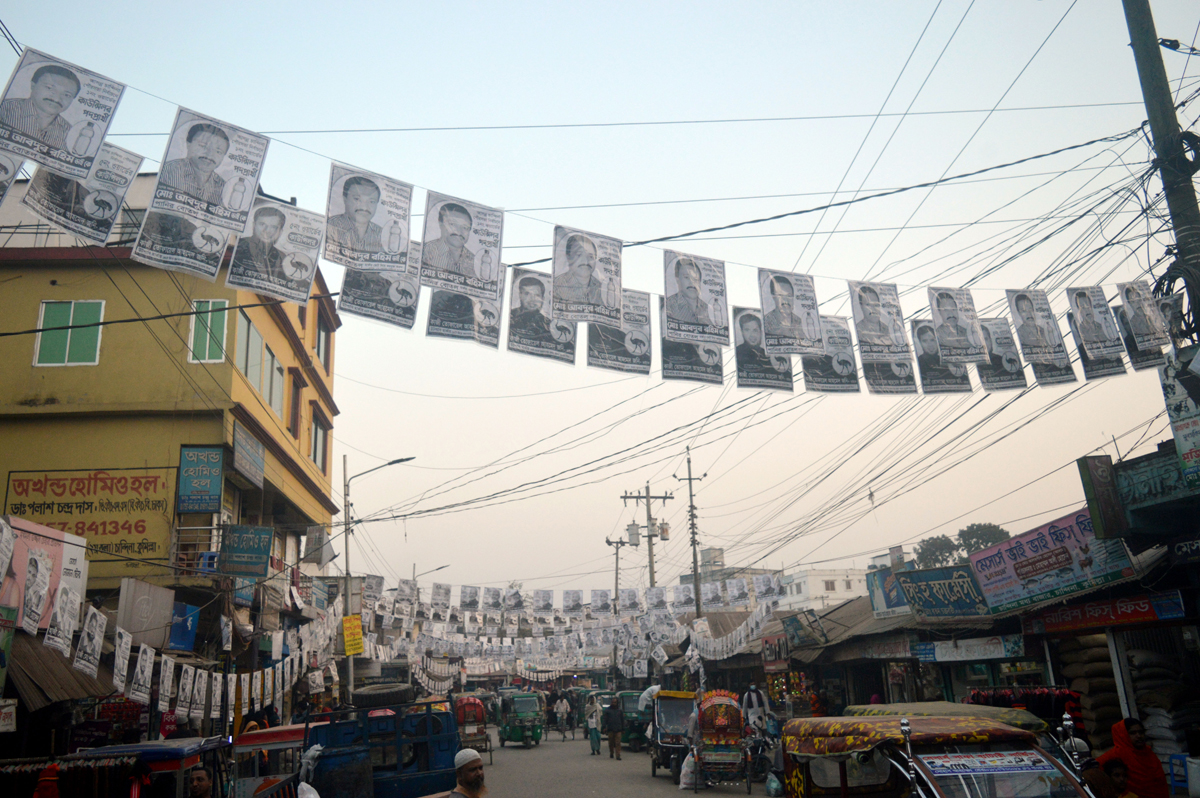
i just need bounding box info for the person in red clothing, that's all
[1098,719,1167,798]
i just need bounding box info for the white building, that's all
[778,568,868,612]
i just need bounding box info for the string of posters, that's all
[0,51,1187,396]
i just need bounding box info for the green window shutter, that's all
[191,301,212,360]
[206,301,228,361]
[66,301,103,364]
[37,302,72,364]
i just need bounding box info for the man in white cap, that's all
[451,749,487,798]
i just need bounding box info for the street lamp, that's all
[343,455,414,699]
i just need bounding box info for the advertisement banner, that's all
[912,634,1024,663]
[895,567,990,621]
[866,568,911,619]
[0,516,88,631]
[5,469,171,581]
[342,616,364,656]
[1022,591,1184,635]
[1160,348,1200,489]
[968,508,1133,614]
[232,422,265,489]
[177,447,223,514]
[219,526,272,577]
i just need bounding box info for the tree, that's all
[914,534,962,569]
[958,523,1010,555]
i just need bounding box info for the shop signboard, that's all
[1077,455,1128,539]
[894,566,990,621]
[177,447,223,513]
[780,609,826,648]
[762,633,789,672]
[968,508,1134,614]
[911,634,1024,663]
[219,525,272,577]
[1170,535,1200,565]
[1115,446,1200,513]
[0,516,89,630]
[831,632,912,662]
[168,602,201,652]
[232,422,265,489]
[921,752,1053,776]
[233,577,255,607]
[1022,591,1184,635]
[866,567,911,619]
[5,469,173,581]
[311,579,328,610]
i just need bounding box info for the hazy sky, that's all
[6,2,1198,599]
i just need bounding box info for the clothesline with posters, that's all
[0,51,1183,398]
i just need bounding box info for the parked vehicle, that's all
[650,689,694,784]
[233,721,326,797]
[498,690,545,748]
[65,737,239,798]
[618,690,650,752]
[456,695,492,765]
[691,689,751,793]
[745,712,779,783]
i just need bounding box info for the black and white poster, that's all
[1068,310,1126,380]
[324,163,411,270]
[1006,289,1068,365]
[1115,305,1166,371]
[177,664,194,717]
[757,270,822,355]
[0,518,12,588]
[240,673,250,715]
[192,670,208,721]
[132,209,231,280]
[618,588,640,615]
[550,225,622,325]
[672,583,695,613]
[0,153,19,208]
[587,289,651,374]
[1066,286,1123,359]
[563,590,584,618]
[420,191,503,301]
[532,590,554,617]
[700,581,722,610]
[508,267,575,363]
[72,604,106,678]
[483,587,504,614]
[459,585,480,612]
[801,316,860,393]
[395,579,417,607]
[848,281,910,361]
[112,627,132,693]
[645,586,669,614]
[431,583,451,610]
[0,49,125,179]
[158,655,174,713]
[128,643,154,705]
[210,669,223,720]
[226,197,323,303]
[734,307,792,391]
[927,287,986,364]
[752,574,780,601]
[21,548,51,635]
[663,250,729,345]
[591,589,612,617]
[975,318,1028,391]
[504,588,524,612]
[21,142,142,245]
[427,274,502,350]
[1159,293,1187,349]
[913,320,971,393]
[661,297,723,385]
[44,583,77,657]
[252,670,262,711]
[1030,359,1077,387]
[726,578,750,607]
[1116,282,1171,351]
[862,360,918,395]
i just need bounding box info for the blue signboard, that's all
[312,579,328,610]
[220,525,273,577]
[168,602,201,651]
[894,566,990,621]
[234,577,255,607]
[866,568,911,619]
[232,422,265,489]
[177,446,223,513]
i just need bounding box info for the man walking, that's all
[450,749,487,798]
[741,683,770,729]
[604,697,625,760]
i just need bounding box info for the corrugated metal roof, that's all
[673,611,751,639]
[10,632,115,712]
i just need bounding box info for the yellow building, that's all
[0,175,340,605]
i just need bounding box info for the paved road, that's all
[481,728,756,798]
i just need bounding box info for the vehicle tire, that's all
[652,755,658,777]
[500,737,506,747]
[752,755,771,783]
[524,737,531,749]
[535,737,540,746]
[351,682,415,708]
[671,758,681,785]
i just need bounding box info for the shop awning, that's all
[9,632,115,712]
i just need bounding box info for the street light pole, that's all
[606,528,638,689]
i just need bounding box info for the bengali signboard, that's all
[4,469,171,581]
[1077,455,1129,539]
[1021,591,1184,635]
[219,525,272,577]
[866,568,911,619]
[342,615,364,656]
[232,422,265,489]
[177,446,223,514]
[894,567,990,621]
[912,634,1024,663]
[761,633,789,672]
[968,508,1134,614]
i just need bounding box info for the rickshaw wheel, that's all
[500,736,505,747]
[671,759,681,785]
[745,761,753,794]
[651,754,657,777]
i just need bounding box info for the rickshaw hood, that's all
[782,716,1034,758]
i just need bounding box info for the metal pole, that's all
[344,454,354,700]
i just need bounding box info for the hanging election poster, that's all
[324,162,411,271]
[672,583,695,613]
[226,197,323,304]
[758,270,822,355]
[532,590,554,617]
[240,673,251,714]
[661,298,723,385]
[112,627,132,693]
[927,287,987,364]
[504,588,524,612]
[339,241,422,330]
[1066,286,1123,360]
[645,586,669,614]
[1006,289,1068,365]
[395,579,417,607]
[21,143,143,245]
[209,668,223,719]
[591,589,612,617]
[1159,293,1187,349]
[618,588,640,615]
[863,359,918,395]
[132,209,230,280]
[801,316,860,393]
[72,604,106,678]
[508,267,575,363]
[0,519,12,594]
[550,225,622,326]
[848,281,910,361]
[128,643,154,705]
[587,288,651,374]
[0,154,17,207]
[1068,311,1126,380]
[420,191,504,301]
[176,665,194,719]
[431,583,451,610]
[16,546,51,635]
[459,585,480,612]
[158,655,174,712]
[752,574,781,601]
[734,308,793,391]
[482,587,504,614]
[192,670,208,720]
[663,251,729,345]
[894,566,990,621]
[968,508,1133,614]
[427,276,503,349]
[700,581,723,610]
[912,320,970,394]
[725,578,750,607]
[1115,306,1166,371]
[976,318,1027,391]
[1116,281,1170,351]
[1031,359,1077,387]
[44,583,77,656]
[0,49,125,179]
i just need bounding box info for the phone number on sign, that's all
[42,519,149,536]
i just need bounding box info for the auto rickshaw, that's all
[456,695,493,764]
[781,714,1093,798]
[691,689,751,793]
[233,721,327,797]
[618,690,650,752]
[650,689,695,784]
[498,691,545,748]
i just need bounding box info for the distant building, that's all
[778,568,868,611]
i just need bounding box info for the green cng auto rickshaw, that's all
[618,690,650,752]
[499,691,545,748]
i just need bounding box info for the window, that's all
[265,345,285,418]
[289,380,303,439]
[845,580,853,591]
[310,417,328,472]
[823,580,836,593]
[236,310,263,392]
[35,300,104,366]
[316,316,331,371]
[189,300,228,363]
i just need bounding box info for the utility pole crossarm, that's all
[619,483,672,588]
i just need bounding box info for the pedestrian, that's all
[740,682,770,729]
[450,749,487,798]
[603,696,624,760]
[555,695,571,741]
[1098,719,1168,798]
[586,695,602,755]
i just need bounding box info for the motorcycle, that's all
[745,713,779,783]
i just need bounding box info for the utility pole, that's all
[621,482,673,587]
[605,532,633,688]
[676,448,705,621]
[343,454,353,701]
[1122,0,1200,334]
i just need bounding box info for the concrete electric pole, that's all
[675,448,705,621]
[621,482,673,587]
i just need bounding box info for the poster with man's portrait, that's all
[482,587,504,613]
[532,590,554,616]
[0,153,19,210]
[587,288,651,374]
[645,586,669,614]
[340,241,422,330]
[504,588,524,612]
[663,250,729,345]
[801,316,860,394]
[209,668,223,719]
[459,585,480,611]
[324,162,412,271]
[431,583,451,610]
[848,280,909,361]
[1066,286,1123,360]
[20,548,51,635]
[1006,288,1068,364]
[158,655,174,713]
[176,664,194,717]
[0,49,126,178]
[725,578,750,607]
[927,287,987,364]
[112,626,132,693]
[72,604,107,678]
[427,277,502,349]
[421,191,504,300]
[44,584,77,657]
[1115,306,1165,372]
[912,319,971,394]
[757,270,822,355]
[661,297,723,385]
[128,643,154,705]
[976,318,1028,391]
[0,518,13,586]
[22,142,143,246]
[1116,281,1171,351]
[700,581,723,610]
[508,267,575,364]
[192,670,208,720]
[590,589,612,617]
[562,590,584,618]
[395,579,417,606]
[671,583,695,612]
[734,308,792,392]
[226,197,324,304]
[752,574,779,600]
[1068,310,1126,381]
[550,225,622,325]
[618,588,640,615]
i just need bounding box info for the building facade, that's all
[777,567,868,612]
